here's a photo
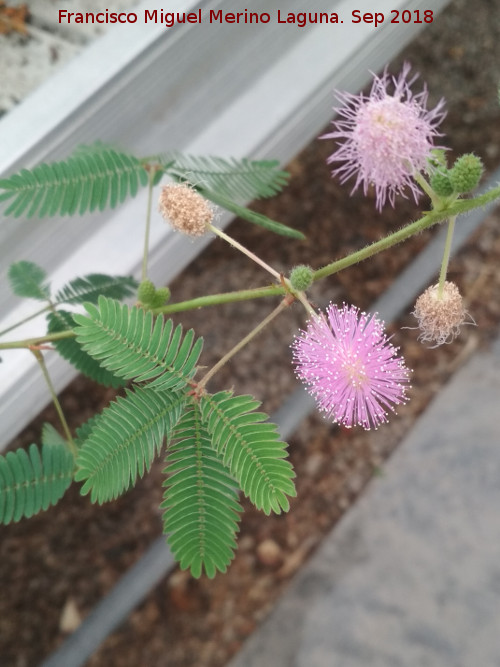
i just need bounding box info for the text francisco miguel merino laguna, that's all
[57,8,380,28]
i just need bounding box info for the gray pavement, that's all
[229,334,500,667]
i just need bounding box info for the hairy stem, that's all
[313,207,447,282]
[413,171,439,207]
[0,304,51,338]
[208,223,282,280]
[313,180,500,284]
[294,290,317,317]
[141,170,155,282]
[154,285,284,314]
[31,348,77,458]
[0,330,75,350]
[437,215,457,298]
[2,183,500,351]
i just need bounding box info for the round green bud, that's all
[137,279,156,305]
[428,148,448,170]
[289,264,314,291]
[153,286,171,307]
[449,153,484,194]
[430,169,454,197]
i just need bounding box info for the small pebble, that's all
[256,539,283,567]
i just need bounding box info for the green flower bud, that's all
[430,169,454,197]
[153,286,171,306]
[449,153,483,194]
[289,264,314,291]
[428,148,448,169]
[137,279,156,305]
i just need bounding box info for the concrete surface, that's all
[229,334,500,667]
[0,0,139,113]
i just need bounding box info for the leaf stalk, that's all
[31,348,77,458]
[197,298,291,391]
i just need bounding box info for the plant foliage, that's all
[200,391,296,515]
[75,387,186,503]
[0,443,74,523]
[8,260,50,300]
[0,148,149,218]
[158,152,289,201]
[0,144,302,239]
[1,142,299,578]
[41,423,68,448]
[73,296,203,391]
[47,310,125,388]
[162,401,242,578]
[74,414,101,449]
[55,274,138,305]
[199,187,305,239]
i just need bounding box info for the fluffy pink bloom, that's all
[322,63,446,210]
[292,304,410,430]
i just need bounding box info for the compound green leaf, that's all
[161,401,242,578]
[8,261,50,301]
[47,310,125,388]
[199,188,305,240]
[73,296,203,391]
[75,387,186,503]
[54,274,137,306]
[158,152,289,201]
[200,391,296,515]
[0,443,74,523]
[0,147,149,218]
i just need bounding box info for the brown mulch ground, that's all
[2,1,500,665]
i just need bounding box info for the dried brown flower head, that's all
[159,184,213,237]
[412,281,470,346]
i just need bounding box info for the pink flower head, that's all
[292,304,410,430]
[322,63,446,210]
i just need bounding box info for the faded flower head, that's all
[159,183,213,237]
[322,62,446,210]
[412,281,470,346]
[292,303,410,430]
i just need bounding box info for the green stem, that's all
[2,182,500,351]
[294,290,317,317]
[154,285,284,315]
[0,304,52,338]
[441,181,500,214]
[0,289,285,349]
[208,223,282,280]
[312,176,499,283]
[437,215,457,297]
[414,171,438,206]
[198,298,290,390]
[0,329,75,350]
[313,206,451,283]
[142,170,155,282]
[31,349,77,458]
